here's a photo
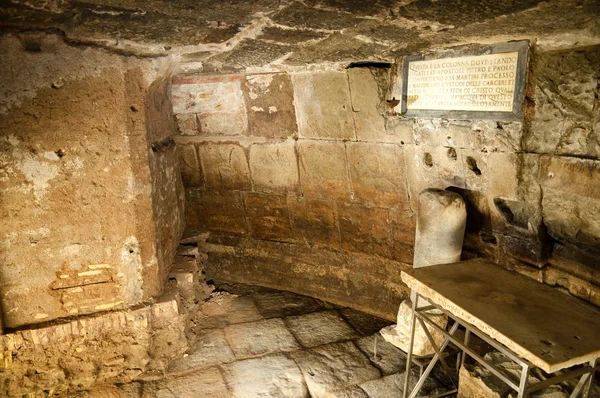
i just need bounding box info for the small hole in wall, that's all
[447,148,457,160]
[423,153,433,167]
[130,105,138,112]
[55,149,65,158]
[129,249,135,254]
[466,157,481,175]
[22,38,42,52]
[479,232,497,245]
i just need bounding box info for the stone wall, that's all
[0,298,185,396]
[174,42,600,318]
[0,33,184,328]
[173,69,414,319]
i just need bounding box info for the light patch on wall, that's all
[119,236,143,304]
[66,156,84,170]
[16,151,60,200]
[7,134,20,147]
[42,151,60,161]
[26,227,50,245]
[61,244,82,256]
[126,173,152,202]
[95,301,124,311]
[246,73,274,90]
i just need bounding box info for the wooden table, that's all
[400,259,600,398]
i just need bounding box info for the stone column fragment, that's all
[413,188,467,268]
[381,188,466,356]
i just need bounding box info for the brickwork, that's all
[0,300,183,396]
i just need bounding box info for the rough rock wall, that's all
[0,33,183,328]
[174,43,600,318]
[387,43,600,309]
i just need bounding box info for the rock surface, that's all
[285,311,360,348]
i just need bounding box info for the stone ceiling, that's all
[1,0,599,73]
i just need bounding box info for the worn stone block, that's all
[243,73,297,138]
[285,311,359,348]
[391,242,415,264]
[487,152,519,200]
[176,143,202,187]
[198,142,251,190]
[506,260,544,283]
[462,150,488,192]
[292,341,380,396]
[249,140,299,193]
[360,371,439,398]
[432,145,466,190]
[298,140,351,200]
[478,120,523,153]
[413,119,449,147]
[225,318,300,359]
[590,285,600,307]
[172,75,247,136]
[167,329,235,375]
[402,145,447,210]
[243,192,293,241]
[254,291,327,319]
[445,122,483,150]
[497,232,548,267]
[348,68,386,142]
[156,367,231,398]
[338,203,391,257]
[288,197,339,247]
[389,208,416,245]
[540,155,600,199]
[222,354,307,398]
[524,47,600,158]
[544,266,592,301]
[355,334,406,376]
[292,72,355,140]
[197,293,263,330]
[340,308,393,337]
[539,156,600,247]
[347,142,409,207]
[175,114,199,136]
[187,189,247,234]
[204,237,410,321]
[384,117,414,145]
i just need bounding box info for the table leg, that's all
[403,294,419,398]
[582,358,597,398]
[518,364,530,398]
[459,329,470,371]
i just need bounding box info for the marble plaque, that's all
[400,41,529,121]
[406,52,518,112]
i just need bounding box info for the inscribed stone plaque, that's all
[401,41,529,121]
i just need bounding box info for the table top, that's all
[401,259,600,373]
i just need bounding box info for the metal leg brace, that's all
[402,292,599,398]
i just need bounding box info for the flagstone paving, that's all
[73,283,451,397]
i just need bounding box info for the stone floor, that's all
[71,283,450,397]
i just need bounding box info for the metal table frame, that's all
[402,292,600,398]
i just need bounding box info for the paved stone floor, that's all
[73,283,450,397]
